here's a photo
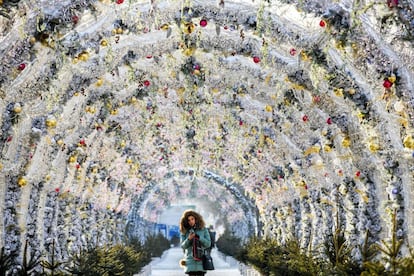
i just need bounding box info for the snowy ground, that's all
[135,247,243,276]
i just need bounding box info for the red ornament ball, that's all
[326,117,332,124]
[319,20,326,27]
[302,115,309,122]
[72,15,79,24]
[200,19,208,27]
[253,56,261,63]
[289,48,297,56]
[79,139,86,146]
[143,80,151,87]
[116,0,124,4]
[387,0,398,8]
[18,63,26,71]
[383,79,393,88]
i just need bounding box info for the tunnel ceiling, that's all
[129,169,258,236]
[1,0,414,249]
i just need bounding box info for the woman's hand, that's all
[188,232,196,240]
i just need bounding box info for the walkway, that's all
[136,247,242,276]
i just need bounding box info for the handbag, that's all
[202,250,214,270]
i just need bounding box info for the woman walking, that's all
[179,209,211,276]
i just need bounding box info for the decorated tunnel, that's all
[0,0,414,271]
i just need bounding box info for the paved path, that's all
[136,247,242,276]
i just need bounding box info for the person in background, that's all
[179,210,211,276]
[206,225,216,254]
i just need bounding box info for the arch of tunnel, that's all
[1,0,414,268]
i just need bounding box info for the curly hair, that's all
[179,209,206,234]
